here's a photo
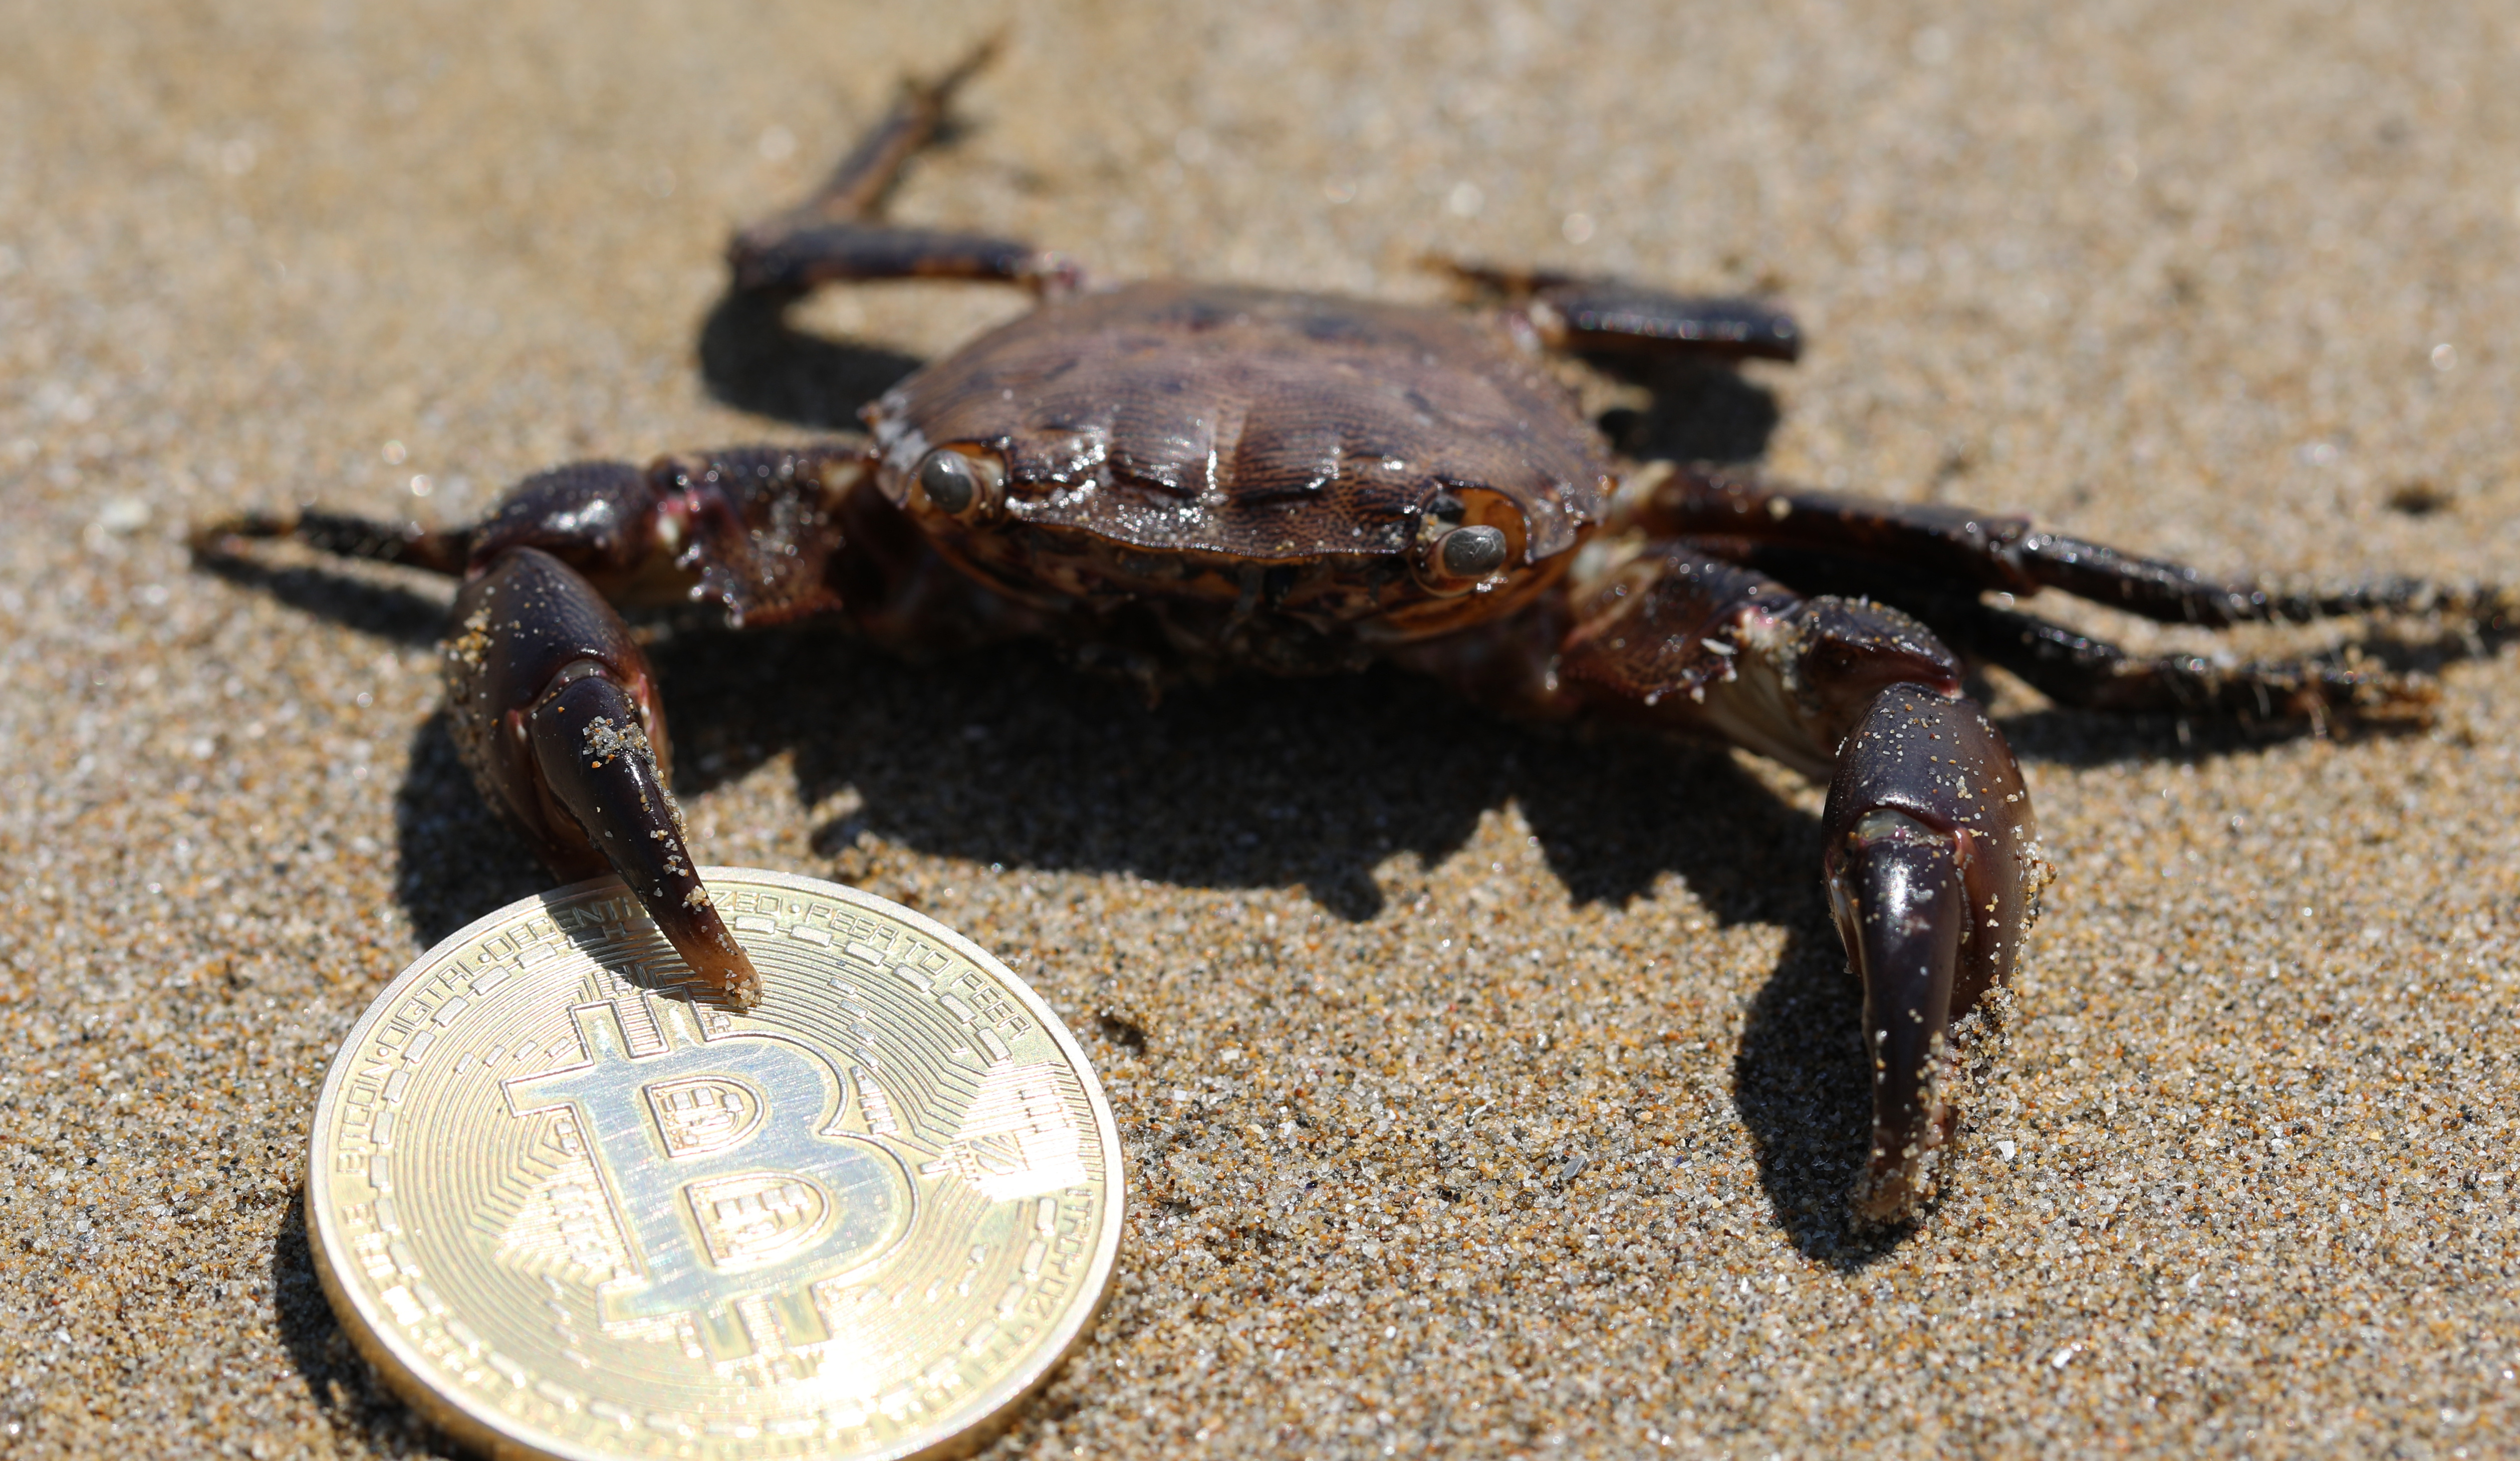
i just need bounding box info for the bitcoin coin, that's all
[306,868,1123,1460]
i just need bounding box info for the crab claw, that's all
[446,546,762,1007]
[1823,683,2046,1226]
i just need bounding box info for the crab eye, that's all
[1433,525,1509,580]
[914,448,1002,517]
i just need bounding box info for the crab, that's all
[194,48,2484,1227]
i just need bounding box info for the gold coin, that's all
[305,868,1123,1460]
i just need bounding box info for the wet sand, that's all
[5,1,2517,1454]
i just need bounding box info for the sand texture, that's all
[6,1,2520,1455]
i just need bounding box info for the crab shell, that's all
[863,281,1616,644]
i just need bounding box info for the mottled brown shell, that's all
[863,281,1612,638]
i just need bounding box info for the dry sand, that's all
[6,1,2519,1455]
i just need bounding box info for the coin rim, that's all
[306,867,1126,1461]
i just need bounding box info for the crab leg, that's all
[782,39,999,226]
[1821,685,2041,1224]
[1432,261,1802,363]
[193,448,867,619]
[192,446,888,1006]
[1928,594,2435,724]
[446,546,761,1007]
[1556,546,2046,1225]
[731,227,1064,295]
[1720,547,2441,727]
[1557,550,1962,778]
[727,40,1079,298]
[1643,466,2512,631]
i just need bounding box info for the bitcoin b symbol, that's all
[505,999,912,1341]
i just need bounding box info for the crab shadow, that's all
[1992,698,2447,770]
[697,287,924,429]
[223,557,2468,1279]
[193,548,448,646]
[1593,355,1785,467]
[395,622,1895,1259]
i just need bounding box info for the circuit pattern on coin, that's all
[306,869,1123,1461]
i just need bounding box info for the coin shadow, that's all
[269,1187,457,1454]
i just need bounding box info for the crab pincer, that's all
[1555,550,2049,1223]
[1824,685,2046,1225]
[443,544,763,1007]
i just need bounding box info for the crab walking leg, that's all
[727,43,1079,298]
[780,39,999,227]
[183,508,472,574]
[194,447,866,625]
[729,225,1072,296]
[1432,261,1802,364]
[1932,596,2437,724]
[445,547,761,1007]
[1642,466,2515,632]
[1558,547,2045,1224]
[1717,549,2441,727]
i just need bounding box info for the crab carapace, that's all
[195,46,2486,1226]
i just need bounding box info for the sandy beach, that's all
[5,1,2517,1454]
